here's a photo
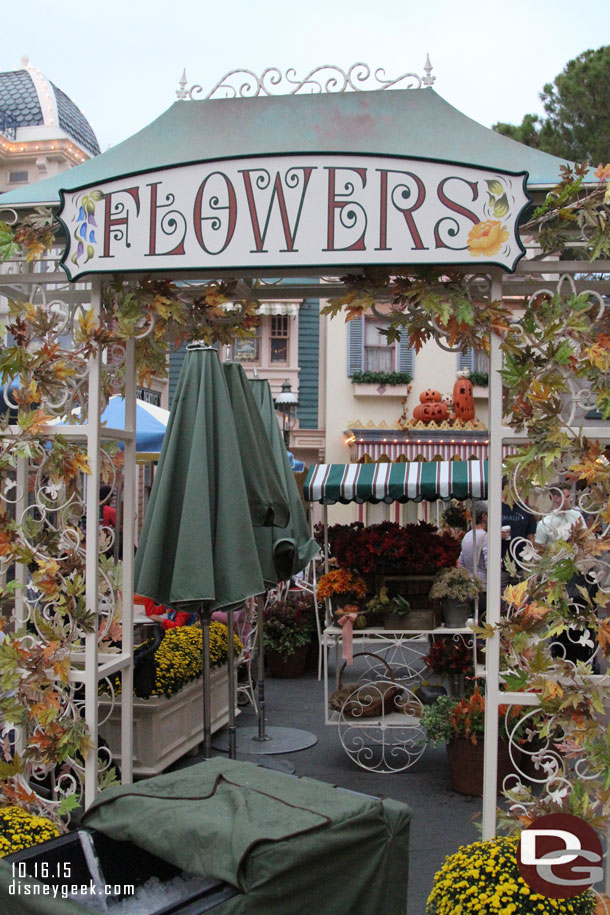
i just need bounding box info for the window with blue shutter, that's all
[347,316,365,376]
[397,333,415,377]
[458,348,475,372]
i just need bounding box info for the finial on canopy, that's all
[422,54,435,87]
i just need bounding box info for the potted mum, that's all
[426,835,596,914]
[316,568,368,620]
[421,685,519,796]
[99,622,242,776]
[263,594,316,678]
[429,566,482,627]
[0,806,60,857]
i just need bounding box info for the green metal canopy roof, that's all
[303,460,488,504]
[0,88,574,208]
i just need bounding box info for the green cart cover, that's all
[82,759,411,914]
[0,759,411,914]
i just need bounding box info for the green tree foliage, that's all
[494,45,610,164]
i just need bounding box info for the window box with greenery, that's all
[351,372,412,396]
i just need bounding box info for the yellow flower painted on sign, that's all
[467,219,509,257]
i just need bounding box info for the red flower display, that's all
[318,521,460,575]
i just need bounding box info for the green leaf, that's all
[0,223,18,261]
[502,671,530,692]
[58,793,81,815]
[493,194,510,218]
[486,179,504,196]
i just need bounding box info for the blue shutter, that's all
[458,348,475,372]
[397,333,414,377]
[347,316,364,376]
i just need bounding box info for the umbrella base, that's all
[213,726,317,755]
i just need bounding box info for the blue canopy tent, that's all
[98,397,169,463]
[49,395,169,462]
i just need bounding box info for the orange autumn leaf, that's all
[0,529,15,557]
[502,580,529,608]
[41,639,61,658]
[19,407,55,435]
[522,602,550,622]
[584,333,610,372]
[52,656,71,684]
[598,619,610,656]
[541,679,564,701]
[594,163,610,181]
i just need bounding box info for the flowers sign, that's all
[58,156,528,280]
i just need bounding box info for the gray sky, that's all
[5,0,608,151]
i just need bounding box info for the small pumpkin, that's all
[420,389,442,404]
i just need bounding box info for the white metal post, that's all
[120,338,136,784]
[84,279,102,810]
[482,272,504,838]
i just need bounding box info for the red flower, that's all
[319,521,460,575]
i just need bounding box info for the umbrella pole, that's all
[199,607,213,759]
[227,611,237,759]
[254,594,270,742]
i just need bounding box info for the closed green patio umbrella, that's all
[222,362,290,535]
[249,378,318,580]
[135,343,266,757]
[220,361,291,756]
[242,378,319,757]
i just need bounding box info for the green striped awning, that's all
[303,461,487,504]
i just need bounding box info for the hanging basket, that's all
[329,652,401,718]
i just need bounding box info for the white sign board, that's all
[58,154,529,280]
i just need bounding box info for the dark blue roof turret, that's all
[0,61,100,156]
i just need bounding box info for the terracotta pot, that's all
[446,737,515,796]
[265,645,309,678]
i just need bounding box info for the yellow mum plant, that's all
[426,836,596,914]
[103,622,242,700]
[152,622,242,698]
[0,806,60,858]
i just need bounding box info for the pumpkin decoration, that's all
[453,372,475,421]
[412,389,449,423]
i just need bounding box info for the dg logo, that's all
[518,813,603,899]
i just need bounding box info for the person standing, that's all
[458,500,488,619]
[501,499,537,588]
[535,483,584,547]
